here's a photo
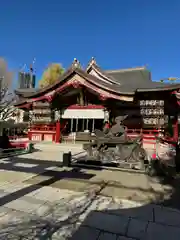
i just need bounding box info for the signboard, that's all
[62,109,105,119]
[139,100,166,126]
[139,100,164,107]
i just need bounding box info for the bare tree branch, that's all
[0,57,15,121]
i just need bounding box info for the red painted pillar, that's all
[28,131,31,141]
[56,121,61,143]
[173,117,179,142]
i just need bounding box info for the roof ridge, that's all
[105,66,147,73]
[89,63,122,85]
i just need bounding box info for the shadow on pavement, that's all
[0,156,96,206]
[0,155,180,239]
[0,176,179,239]
[69,175,180,240]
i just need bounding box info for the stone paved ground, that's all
[0,143,179,239]
[0,179,180,240]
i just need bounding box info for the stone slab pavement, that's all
[0,144,179,239]
[0,154,173,204]
[0,143,86,184]
[0,179,179,240]
[34,142,85,156]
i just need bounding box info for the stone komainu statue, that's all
[95,115,128,139]
[107,116,127,137]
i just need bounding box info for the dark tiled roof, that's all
[87,63,121,85]
[15,67,136,101]
[81,69,135,95]
[14,88,38,97]
[87,63,180,92]
[105,67,151,85]
[14,60,180,107]
[136,82,180,92]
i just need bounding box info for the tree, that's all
[0,58,15,121]
[39,63,64,88]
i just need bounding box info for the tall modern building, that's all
[18,72,36,89]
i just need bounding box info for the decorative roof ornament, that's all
[90,57,96,65]
[86,57,97,71]
[72,58,81,69]
[88,57,96,67]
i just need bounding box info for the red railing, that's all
[8,135,28,140]
[126,128,160,138]
[126,128,177,151]
[29,124,56,132]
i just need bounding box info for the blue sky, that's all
[0,0,180,87]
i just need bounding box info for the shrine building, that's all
[14,57,180,147]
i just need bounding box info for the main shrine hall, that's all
[14,57,180,144]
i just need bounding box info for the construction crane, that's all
[160,77,180,83]
[29,58,36,73]
[29,58,36,88]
